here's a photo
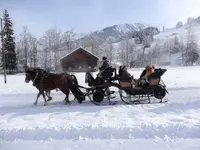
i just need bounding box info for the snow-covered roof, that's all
[59,47,99,61]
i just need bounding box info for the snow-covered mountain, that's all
[94,23,148,40]
[83,23,153,42]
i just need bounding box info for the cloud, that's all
[155,0,200,26]
[2,0,200,37]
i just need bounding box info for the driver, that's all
[97,56,110,78]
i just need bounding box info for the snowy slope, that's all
[153,22,200,65]
[112,20,200,66]
[1,66,200,150]
[154,22,200,44]
[149,22,200,64]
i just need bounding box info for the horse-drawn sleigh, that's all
[24,65,168,106]
[81,66,168,105]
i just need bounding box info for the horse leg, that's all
[41,91,47,106]
[46,90,52,101]
[64,96,71,105]
[63,88,71,105]
[34,91,42,105]
[49,91,53,101]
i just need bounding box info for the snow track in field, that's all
[1,123,200,141]
[1,88,200,142]
[1,66,200,149]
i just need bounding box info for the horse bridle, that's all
[32,72,39,84]
[26,71,39,85]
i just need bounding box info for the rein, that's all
[32,72,39,85]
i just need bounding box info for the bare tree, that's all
[176,21,183,29]
[119,38,127,65]
[77,32,88,48]
[100,36,116,63]
[28,36,37,67]
[184,22,199,66]
[43,47,48,69]
[162,39,174,63]
[32,45,37,67]
[16,26,37,69]
[151,43,162,65]
[22,27,29,68]
[185,40,199,65]
[119,37,137,66]
[80,32,103,57]
[40,27,62,70]
[38,36,50,69]
[176,36,185,65]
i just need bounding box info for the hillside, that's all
[152,20,200,65]
[111,18,200,66]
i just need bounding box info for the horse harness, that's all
[32,69,50,90]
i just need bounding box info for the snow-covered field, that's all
[1,66,200,150]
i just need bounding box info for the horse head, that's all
[25,68,37,83]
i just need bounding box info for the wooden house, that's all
[60,47,99,72]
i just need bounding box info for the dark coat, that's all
[140,69,146,78]
[99,60,109,70]
[119,67,131,79]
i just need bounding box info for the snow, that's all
[1,66,200,150]
[152,22,200,64]
[113,21,200,66]
[154,23,200,47]
[114,23,148,34]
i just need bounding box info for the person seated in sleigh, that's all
[118,65,132,79]
[97,56,110,78]
[118,65,137,87]
[138,65,155,87]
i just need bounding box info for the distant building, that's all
[60,47,99,72]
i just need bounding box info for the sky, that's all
[1,0,200,38]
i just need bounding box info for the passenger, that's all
[140,65,154,79]
[119,65,137,87]
[139,65,155,87]
[120,65,131,79]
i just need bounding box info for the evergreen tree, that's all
[171,36,181,54]
[185,41,199,65]
[2,9,17,74]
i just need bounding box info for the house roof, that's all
[59,47,99,61]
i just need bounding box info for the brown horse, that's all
[25,68,74,106]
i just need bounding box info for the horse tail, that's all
[70,74,78,85]
[60,74,85,103]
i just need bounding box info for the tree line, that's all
[0,9,200,74]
